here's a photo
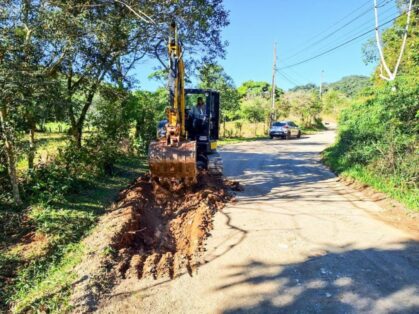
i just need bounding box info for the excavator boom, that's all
[148,22,197,180]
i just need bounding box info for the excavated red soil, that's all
[111,172,242,280]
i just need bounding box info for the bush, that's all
[324,75,419,209]
[29,205,96,243]
[25,163,76,204]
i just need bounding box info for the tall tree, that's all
[198,63,240,120]
[55,0,229,146]
[0,0,67,204]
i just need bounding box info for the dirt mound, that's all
[112,172,239,280]
[70,172,240,313]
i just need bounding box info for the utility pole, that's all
[270,42,277,126]
[319,70,324,98]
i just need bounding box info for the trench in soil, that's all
[112,172,241,280]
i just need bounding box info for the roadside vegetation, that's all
[0,1,229,312]
[1,1,416,312]
[323,8,418,211]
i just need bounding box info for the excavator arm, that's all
[148,22,197,179]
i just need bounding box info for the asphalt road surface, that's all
[98,129,419,314]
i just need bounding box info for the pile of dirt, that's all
[113,172,241,280]
[70,171,241,313]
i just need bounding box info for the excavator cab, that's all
[185,89,222,173]
[151,89,222,178]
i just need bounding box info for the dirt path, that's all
[97,129,419,314]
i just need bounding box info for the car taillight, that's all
[283,125,289,128]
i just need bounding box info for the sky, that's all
[133,0,399,91]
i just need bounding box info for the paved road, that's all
[98,129,419,314]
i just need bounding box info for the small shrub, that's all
[29,205,96,243]
[25,163,75,204]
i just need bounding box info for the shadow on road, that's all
[219,241,419,313]
[221,150,336,198]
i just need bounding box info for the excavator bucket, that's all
[148,140,197,179]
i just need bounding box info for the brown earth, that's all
[70,172,241,313]
[113,172,241,280]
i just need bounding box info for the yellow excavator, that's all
[148,22,223,180]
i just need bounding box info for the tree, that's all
[240,97,269,136]
[283,91,322,127]
[0,0,230,205]
[237,81,283,100]
[197,63,240,136]
[198,63,240,117]
[322,89,349,116]
[362,4,418,84]
[130,89,167,153]
[289,83,318,93]
[0,0,67,204]
[59,0,229,146]
[327,75,371,98]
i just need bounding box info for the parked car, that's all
[269,121,301,139]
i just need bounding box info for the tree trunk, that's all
[135,120,141,139]
[0,106,23,205]
[223,116,226,138]
[28,120,36,169]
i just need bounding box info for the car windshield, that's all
[272,122,286,127]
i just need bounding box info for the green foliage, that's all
[198,63,241,120]
[29,206,96,243]
[282,90,322,127]
[325,11,419,210]
[288,83,318,93]
[327,75,372,97]
[25,163,76,204]
[131,89,167,154]
[237,80,283,100]
[1,156,145,313]
[324,76,419,210]
[289,76,371,98]
[322,89,350,116]
[240,97,269,123]
[365,10,418,83]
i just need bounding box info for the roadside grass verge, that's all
[323,147,418,212]
[1,156,146,313]
[218,136,267,146]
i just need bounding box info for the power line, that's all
[283,0,373,58]
[283,0,398,63]
[277,70,301,86]
[283,7,372,62]
[288,4,400,65]
[280,10,413,70]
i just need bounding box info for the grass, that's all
[323,148,419,212]
[40,122,71,134]
[1,156,146,313]
[17,133,68,171]
[218,136,266,146]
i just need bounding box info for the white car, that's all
[269,121,301,139]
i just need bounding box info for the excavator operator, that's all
[191,97,206,121]
[189,97,207,139]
